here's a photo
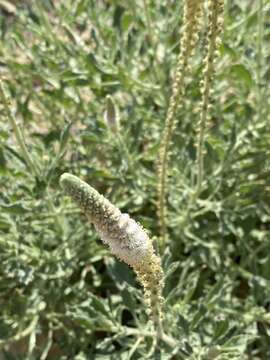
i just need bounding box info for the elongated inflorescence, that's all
[196,0,225,193]
[157,0,203,247]
[60,173,164,331]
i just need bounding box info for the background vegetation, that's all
[0,0,269,359]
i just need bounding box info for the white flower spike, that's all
[60,173,164,332]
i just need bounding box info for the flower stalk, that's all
[196,0,224,194]
[157,0,203,248]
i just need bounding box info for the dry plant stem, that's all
[196,0,224,194]
[0,81,39,178]
[157,0,203,248]
[60,173,164,337]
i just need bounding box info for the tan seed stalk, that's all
[157,0,203,247]
[196,0,225,194]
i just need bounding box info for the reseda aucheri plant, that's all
[1,0,226,353]
[0,0,267,358]
[60,0,225,344]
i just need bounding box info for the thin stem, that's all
[257,0,264,123]
[196,64,212,194]
[40,326,53,360]
[46,191,64,236]
[154,302,164,343]
[123,327,178,348]
[0,81,40,178]
[116,132,133,169]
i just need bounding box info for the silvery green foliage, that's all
[0,1,267,358]
[60,173,150,266]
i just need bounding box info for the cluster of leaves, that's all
[0,0,269,359]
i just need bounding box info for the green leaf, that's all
[213,317,230,340]
[59,121,73,156]
[229,64,254,89]
[190,304,208,330]
[106,259,135,289]
[0,202,30,215]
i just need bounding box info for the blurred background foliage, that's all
[0,0,269,359]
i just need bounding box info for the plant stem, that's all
[257,0,264,124]
[123,327,178,348]
[46,191,64,236]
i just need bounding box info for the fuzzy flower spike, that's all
[60,173,164,334]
